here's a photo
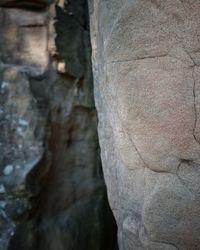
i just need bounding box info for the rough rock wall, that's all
[89,1,200,249]
[0,1,117,250]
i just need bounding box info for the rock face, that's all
[0,1,117,250]
[89,0,200,249]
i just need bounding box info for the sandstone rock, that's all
[89,0,200,249]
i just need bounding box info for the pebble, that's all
[3,165,14,176]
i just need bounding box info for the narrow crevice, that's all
[19,24,45,28]
[179,45,200,146]
[107,53,169,64]
[0,0,49,10]
[192,67,200,145]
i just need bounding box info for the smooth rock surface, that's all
[89,0,200,249]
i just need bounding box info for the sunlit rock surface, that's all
[89,0,200,249]
[0,1,117,250]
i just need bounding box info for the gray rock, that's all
[89,0,200,249]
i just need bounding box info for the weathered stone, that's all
[89,0,200,249]
[0,0,117,250]
[0,8,49,76]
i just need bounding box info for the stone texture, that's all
[0,8,47,248]
[0,1,117,250]
[89,0,200,249]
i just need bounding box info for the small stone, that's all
[3,165,14,176]
[15,165,20,169]
[0,184,5,193]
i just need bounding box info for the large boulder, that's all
[89,0,200,249]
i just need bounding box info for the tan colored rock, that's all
[0,8,49,76]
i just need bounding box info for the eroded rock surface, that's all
[89,0,200,249]
[0,1,117,250]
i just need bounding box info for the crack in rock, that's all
[192,67,200,145]
[107,53,169,64]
